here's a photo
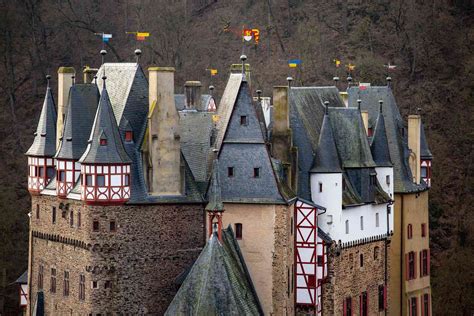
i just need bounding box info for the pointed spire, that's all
[26,76,57,157]
[206,159,224,212]
[310,106,341,173]
[370,100,392,167]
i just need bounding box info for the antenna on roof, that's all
[240,55,247,81]
[324,100,329,115]
[379,100,383,113]
[357,99,362,111]
[287,76,293,88]
[46,75,51,88]
[134,49,142,63]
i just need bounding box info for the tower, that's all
[205,159,224,241]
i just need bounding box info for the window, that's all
[78,212,81,228]
[86,175,93,186]
[50,268,56,293]
[360,291,368,316]
[319,182,323,193]
[407,251,416,280]
[410,297,418,316]
[421,166,427,178]
[370,174,376,185]
[235,223,242,240]
[421,223,426,237]
[96,175,105,187]
[345,220,349,234]
[343,297,352,316]
[227,167,234,177]
[386,175,390,185]
[240,115,248,125]
[378,285,386,311]
[327,215,333,225]
[307,275,316,287]
[93,220,100,232]
[59,170,65,182]
[360,216,364,230]
[125,131,133,142]
[374,246,380,260]
[105,280,112,289]
[368,127,374,137]
[290,217,293,235]
[36,204,40,219]
[253,167,260,178]
[124,174,130,186]
[110,220,116,232]
[52,207,56,224]
[317,255,324,266]
[360,254,364,268]
[407,224,413,239]
[70,210,74,227]
[38,166,44,177]
[38,264,44,290]
[47,166,55,179]
[421,249,430,277]
[79,274,85,300]
[92,280,98,289]
[375,213,380,227]
[423,294,430,316]
[63,271,70,296]
[100,139,107,146]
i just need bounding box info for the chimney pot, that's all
[184,81,202,110]
[57,67,76,149]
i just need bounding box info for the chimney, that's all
[361,110,369,135]
[83,66,98,83]
[272,86,289,135]
[184,81,202,110]
[408,115,421,184]
[230,63,251,82]
[57,67,75,148]
[148,67,183,195]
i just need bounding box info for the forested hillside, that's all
[0,0,472,314]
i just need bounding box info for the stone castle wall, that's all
[322,239,390,316]
[28,195,205,315]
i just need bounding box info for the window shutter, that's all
[408,299,412,316]
[405,254,409,280]
[427,249,430,275]
[420,251,423,277]
[421,295,424,316]
[414,254,417,279]
[343,298,347,316]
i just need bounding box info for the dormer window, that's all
[100,139,107,146]
[125,131,133,142]
[240,115,248,126]
[253,167,260,178]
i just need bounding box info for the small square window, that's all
[91,281,98,289]
[93,220,100,232]
[240,116,248,125]
[110,221,116,232]
[86,175,93,186]
[125,131,133,142]
[96,175,105,187]
[228,167,234,177]
[100,139,107,146]
[253,168,260,178]
[104,280,112,289]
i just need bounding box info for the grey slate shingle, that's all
[420,122,433,160]
[370,103,393,167]
[310,111,342,173]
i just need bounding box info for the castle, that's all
[22,53,432,315]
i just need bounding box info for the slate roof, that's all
[14,270,27,284]
[206,159,224,211]
[310,110,342,173]
[175,94,213,111]
[55,84,99,160]
[165,226,263,316]
[289,87,345,199]
[79,80,131,164]
[370,102,393,167]
[420,122,433,160]
[347,86,427,193]
[26,85,57,157]
[218,81,284,204]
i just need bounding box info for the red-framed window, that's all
[100,138,107,146]
[359,291,368,316]
[406,251,416,280]
[420,249,430,277]
[407,224,413,239]
[343,297,352,316]
[50,267,56,293]
[125,131,133,142]
[235,223,242,239]
[421,223,426,237]
[422,294,430,316]
[409,297,418,316]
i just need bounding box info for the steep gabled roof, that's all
[26,85,57,157]
[347,86,427,193]
[310,111,342,173]
[206,159,224,211]
[79,81,131,164]
[55,84,99,160]
[165,227,263,316]
[420,122,433,160]
[370,104,393,167]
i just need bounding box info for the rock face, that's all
[28,195,204,315]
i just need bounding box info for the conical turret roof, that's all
[370,104,392,167]
[420,122,433,160]
[26,85,57,157]
[79,80,131,164]
[310,111,342,173]
[206,159,224,212]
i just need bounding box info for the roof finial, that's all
[209,85,215,96]
[357,99,362,111]
[72,75,75,86]
[333,76,340,84]
[100,49,107,65]
[240,54,247,81]
[386,76,392,87]
[102,74,107,89]
[134,48,142,63]
[287,76,293,88]
[347,75,353,90]
[256,89,262,101]
[46,75,51,88]
[379,100,383,113]
[324,100,329,115]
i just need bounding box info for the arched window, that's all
[374,246,380,260]
[375,213,380,227]
[360,216,364,230]
[345,220,349,234]
[407,224,413,239]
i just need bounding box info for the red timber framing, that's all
[294,199,325,315]
[56,159,80,198]
[81,163,131,205]
[27,156,55,194]
[19,283,27,307]
[421,160,432,187]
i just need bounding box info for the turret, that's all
[26,76,57,194]
[78,75,131,204]
[206,159,224,241]
[420,122,433,187]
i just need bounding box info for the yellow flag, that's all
[137,32,150,37]
[212,114,220,122]
[210,69,218,76]
[334,59,341,67]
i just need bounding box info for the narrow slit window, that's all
[235,223,243,240]
[253,167,260,178]
[360,216,364,230]
[345,220,349,234]
[93,220,100,232]
[110,220,116,232]
[228,167,234,177]
[240,115,248,126]
[52,207,56,224]
[319,182,323,193]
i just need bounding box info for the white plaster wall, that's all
[340,203,391,243]
[376,167,394,198]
